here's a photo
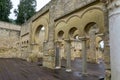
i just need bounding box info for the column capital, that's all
[96,33,104,37]
[64,39,71,42]
[79,36,89,41]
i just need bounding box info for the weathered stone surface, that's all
[0,21,21,58]
[0,0,110,71]
[18,0,108,69]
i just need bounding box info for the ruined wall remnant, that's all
[0,0,109,70]
[0,21,21,58]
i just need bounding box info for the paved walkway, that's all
[0,58,103,80]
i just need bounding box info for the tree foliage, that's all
[0,0,12,22]
[15,0,36,25]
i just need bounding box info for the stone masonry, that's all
[0,21,21,58]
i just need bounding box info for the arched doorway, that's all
[34,25,45,62]
[83,22,106,79]
[64,27,79,72]
[57,30,65,59]
[96,36,104,63]
[72,35,82,60]
[55,30,64,69]
[84,22,99,63]
[69,27,78,60]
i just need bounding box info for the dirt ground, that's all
[0,58,103,80]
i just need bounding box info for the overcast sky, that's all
[9,0,51,20]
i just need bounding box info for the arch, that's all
[96,36,104,48]
[95,36,104,61]
[99,40,104,49]
[55,21,66,32]
[27,40,29,44]
[55,20,66,28]
[69,27,78,38]
[55,15,82,39]
[84,22,99,35]
[80,8,105,36]
[73,30,79,38]
[74,34,79,40]
[55,21,66,40]
[57,30,64,39]
[32,17,48,43]
[34,25,45,43]
[66,16,81,39]
[66,15,81,23]
[81,7,104,18]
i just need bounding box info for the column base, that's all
[82,72,88,76]
[105,69,111,80]
[55,66,61,69]
[66,69,72,72]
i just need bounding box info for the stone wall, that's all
[54,0,97,19]
[20,22,31,59]
[0,21,21,58]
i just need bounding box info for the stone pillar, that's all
[104,33,110,70]
[55,41,61,69]
[108,1,120,80]
[80,37,87,75]
[65,39,72,72]
[101,2,111,71]
[42,0,56,69]
[89,30,96,63]
[96,33,104,60]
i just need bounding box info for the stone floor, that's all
[0,58,103,80]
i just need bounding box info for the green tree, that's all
[15,0,36,25]
[0,0,12,22]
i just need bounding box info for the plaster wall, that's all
[109,2,120,80]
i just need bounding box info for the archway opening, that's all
[58,30,64,40]
[69,27,77,38]
[84,22,99,63]
[72,35,82,60]
[74,35,79,40]
[96,37,104,62]
[84,22,99,35]
[35,26,45,43]
[99,40,104,49]
[34,25,45,63]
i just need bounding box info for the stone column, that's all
[108,1,120,80]
[89,30,96,63]
[42,0,56,69]
[104,33,110,69]
[96,33,104,60]
[55,41,61,69]
[80,37,87,75]
[65,39,72,72]
[59,44,62,68]
[101,3,111,71]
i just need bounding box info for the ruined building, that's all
[0,0,120,80]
